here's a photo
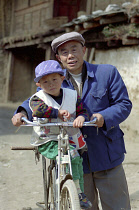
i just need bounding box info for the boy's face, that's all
[37,73,64,96]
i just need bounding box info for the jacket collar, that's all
[84,61,95,78]
[64,61,95,80]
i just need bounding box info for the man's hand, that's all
[73,116,85,128]
[90,113,104,128]
[58,110,71,121]
[11,112,27,127]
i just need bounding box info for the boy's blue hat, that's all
[34,60,64,82]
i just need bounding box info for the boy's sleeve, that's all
[76,95,89,121]
[15,97,32,120]
[30,96,58,118]
[14,87,42,121]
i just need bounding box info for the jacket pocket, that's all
[91,89,107,99]
[106,131,126,162]
[90,89,109,111]
[106,127,124,141]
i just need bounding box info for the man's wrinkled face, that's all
[56,41,86,75]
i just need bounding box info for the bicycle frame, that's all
[20,117,97,210]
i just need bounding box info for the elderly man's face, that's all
[56,41,86,75]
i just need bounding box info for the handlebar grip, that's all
[20,116,30,124]
[90,117,97,124]
[21,116,26,122]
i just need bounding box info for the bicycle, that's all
[12,117,97,210]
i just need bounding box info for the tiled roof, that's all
[61,3,139,48]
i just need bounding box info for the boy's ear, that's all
[36,82,41,87]
[61,76,65,81]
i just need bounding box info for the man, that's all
[12,32,132,210]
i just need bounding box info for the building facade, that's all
[0,0,138,103]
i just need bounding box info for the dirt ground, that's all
[0,104,139,210]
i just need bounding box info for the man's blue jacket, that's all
[16,61,132,172]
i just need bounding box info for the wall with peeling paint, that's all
[95,46,139,142]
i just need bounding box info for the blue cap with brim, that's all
[34,60,64,82]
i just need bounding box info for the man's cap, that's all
[51,32,85,53]
[34,60,64,82]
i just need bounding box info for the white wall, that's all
[95,46,139,142]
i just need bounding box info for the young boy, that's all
[29,60,92,209]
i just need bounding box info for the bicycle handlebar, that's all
[21,117,97,127]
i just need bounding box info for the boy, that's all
[29,60,92,209]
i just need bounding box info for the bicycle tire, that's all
[60,179,80,210]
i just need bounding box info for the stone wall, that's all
[0,50,9,103]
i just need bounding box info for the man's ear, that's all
[83,46,86,55]
[56,54,61,62]
[36,82,41,87]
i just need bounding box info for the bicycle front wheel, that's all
[60,179,80,210]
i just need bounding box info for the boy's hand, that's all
[73,116,85,128]
[58,110,71,121]
[11,112,27,127]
